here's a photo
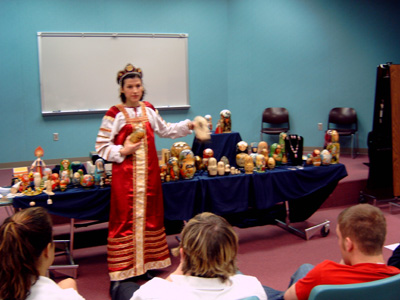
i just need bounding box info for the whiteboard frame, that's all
[37,32,190,116]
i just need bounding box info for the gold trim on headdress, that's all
[117,63,143,85]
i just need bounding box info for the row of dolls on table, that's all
[9,147,112,200]
[159,130,340,182]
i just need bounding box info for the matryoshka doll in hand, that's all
[179,149,196,180]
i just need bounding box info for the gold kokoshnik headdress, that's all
[117,63,143,85]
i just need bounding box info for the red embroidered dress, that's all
[96,102,191,281]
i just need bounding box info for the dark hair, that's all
[338,204,386,255]
[119,73,146,103]
[0,207,53,300]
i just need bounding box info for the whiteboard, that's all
[37,32,190,116]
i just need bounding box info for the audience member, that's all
[0,207,85,300]
[264,204,400,300]
[115,212,267,300]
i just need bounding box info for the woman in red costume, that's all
[95,64,194,287]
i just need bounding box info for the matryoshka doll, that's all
[236,141,249,168]
[279,132,288,164]
[244,155,254,174]
[167,157,180,181]
[179,149,196,180]
[160,164,168,182]
[270,143,283,165]
[220,109,232,133]
[326,130,340,164]
[208,157,217,176]
[258,141,269,160]
[267,157,276,170]
[312,149,322,166]
[217,161,225,176]
[202,148,214,168]
[194,156,205,171]
[170,141,190,158]
[255,154,266,173]
[321,149,332,166]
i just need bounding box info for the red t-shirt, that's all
[295,260,400,300]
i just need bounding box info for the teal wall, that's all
[1,0,399,164]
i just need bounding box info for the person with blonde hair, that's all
[0,207,85,300]
[119,212,267,300]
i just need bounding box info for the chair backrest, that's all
[308,273,400,300]
[262,107,289,124]
[261,107,290,134]
[327,107,357,132]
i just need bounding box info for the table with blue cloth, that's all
[191,131,242,167]
[12,163,347,228]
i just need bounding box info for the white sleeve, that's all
[147,108,192,139]
[95,113,126,164]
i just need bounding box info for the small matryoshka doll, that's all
[170,141,190,158]
[244,155,254,174]
[179,149,196,180]
[258,141,269,159]
[202,148,214,168]
[220,109,232,133]
[267,157,276,170]
[321,149,332,166]
[194,155,205,171]
[250,142,259,164]
[160,164,168,182]
[270,143,283,165]
[167,157,180,181]
[236,141,249,168]
[312,149,322,166]
[255,154,266,173]
[207,157,217,176]
[217,161,225,176]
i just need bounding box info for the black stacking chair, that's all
[260,107,290,140]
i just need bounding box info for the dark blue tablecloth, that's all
[12,164,347,223]
[191,132,242,167]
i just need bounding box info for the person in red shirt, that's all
[283,204,400,300]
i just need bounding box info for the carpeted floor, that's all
[1,154,400,300]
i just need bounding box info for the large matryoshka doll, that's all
[279,132,288,164]
[179,149,196,179]
[236,141,249,168]
[170,141,191,158]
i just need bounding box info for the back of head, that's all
[0,207,53,300]
[179,212,238,282]
[338,204,386,256]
